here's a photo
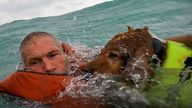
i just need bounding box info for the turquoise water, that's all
[0,0,192,107]
[0,0,192,79]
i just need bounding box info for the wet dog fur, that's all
[86,26,192,85]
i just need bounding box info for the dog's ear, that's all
[127,26,134,33]
[143,26,149,32]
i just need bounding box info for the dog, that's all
[86,26,192,85]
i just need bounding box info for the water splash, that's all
[57,73,150,108]
[1,45,191,108]
[124,53,151,87]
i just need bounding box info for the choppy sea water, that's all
[0,0,192,107]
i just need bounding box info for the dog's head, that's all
[86,26,155,83]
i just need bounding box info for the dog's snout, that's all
[83,66,95,73]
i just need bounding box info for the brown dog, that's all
[86,26,192,85]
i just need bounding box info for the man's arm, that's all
[165,34,192,47]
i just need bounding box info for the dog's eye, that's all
[107,51,119,58]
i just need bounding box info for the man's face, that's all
[23,36,70,74]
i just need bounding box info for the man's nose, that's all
[43,58,56,73]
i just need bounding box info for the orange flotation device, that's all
[0,71,73,102]
[0,71,103,108]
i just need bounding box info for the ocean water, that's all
[0,0,192,78]
[0,0,192,107]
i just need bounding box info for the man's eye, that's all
[30,60,41,66]
[49,53,58,58]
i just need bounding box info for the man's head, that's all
[20,32,70,74]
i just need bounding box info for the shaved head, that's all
[19,31,70,73]
[20,32,61,66]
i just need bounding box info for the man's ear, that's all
[61,42,75,55]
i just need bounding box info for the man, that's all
[0,32,101,108]
[19,31,71,74]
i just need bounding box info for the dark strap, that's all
[150,38,164,68]
[179,57,192,84]
[152,38,164,61]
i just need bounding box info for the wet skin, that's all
[22,37,70,74]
